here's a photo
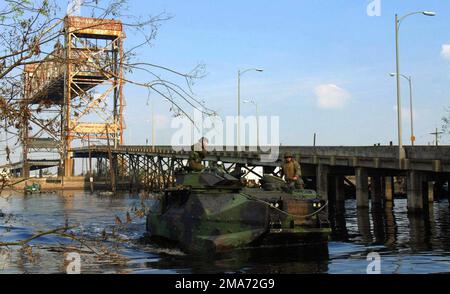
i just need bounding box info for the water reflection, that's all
[327,199,450,274]
[356,208,372,244]
[331,199,447,251]
[435,203,450,251]
[146,246,330,274]
[1,192,450,273]
[383,202,397,249]
[408,213,432,251]
[371,207,385,245]
[329,203,348,242]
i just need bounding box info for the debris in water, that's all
[101,229,107,240]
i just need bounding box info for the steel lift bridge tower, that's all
[21,16,125,177]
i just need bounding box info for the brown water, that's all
[1,191,450,274]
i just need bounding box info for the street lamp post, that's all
[394,11,435,164]
[146,97,156,151]
[200,100,206,138]
[390,73,415,146]
[243,99,259,147]
[151,97,155,150]
[237,68,263,147]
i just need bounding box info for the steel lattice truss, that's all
[22,16,125,177]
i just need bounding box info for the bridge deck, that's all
[24,51,109,104]
[1,160,60,174]
[71,145,450,173]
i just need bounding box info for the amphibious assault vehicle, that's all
[146,165,331,254]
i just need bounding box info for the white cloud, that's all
[441,44,450,60]
[314,84,350,109]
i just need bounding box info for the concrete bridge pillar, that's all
[22,161,30,178]
[57,165,64,177]
[64,156,74,177]
[334,175,346,203]
[371,175,383,208]
[263,166,276,175]
[301,165,317,177]
[407,171,427,213]
[316,164,329,201]
[428,182,435,203]
[356,167,369,208]
[384,176,394,202]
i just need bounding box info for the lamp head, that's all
[422,11,436,16]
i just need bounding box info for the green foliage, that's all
[9,0,28,22]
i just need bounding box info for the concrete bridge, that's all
[70,145,450,214]
[1,159,60,176]
[12,15,449,215]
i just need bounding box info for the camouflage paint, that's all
[147,170,331,254]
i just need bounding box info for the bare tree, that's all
[0,0,214,144]
[443,107,450,135]
[0,0,215,189]
[0,1,215,267]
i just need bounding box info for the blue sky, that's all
[3,0,449,163]
[118,0,450,147]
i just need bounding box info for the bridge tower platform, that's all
[22,16,125,177]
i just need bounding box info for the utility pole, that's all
[390,73,415,145]
[88,135,94,193]
[237,68,263,147]
[243,99,259,147]
[393,11,435,164]
[237,70,241,147]
[106,125,116,194]
[407,76,415,146]
[395,13,404,162]
[151,97,155,151]
[430,128,444,146]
